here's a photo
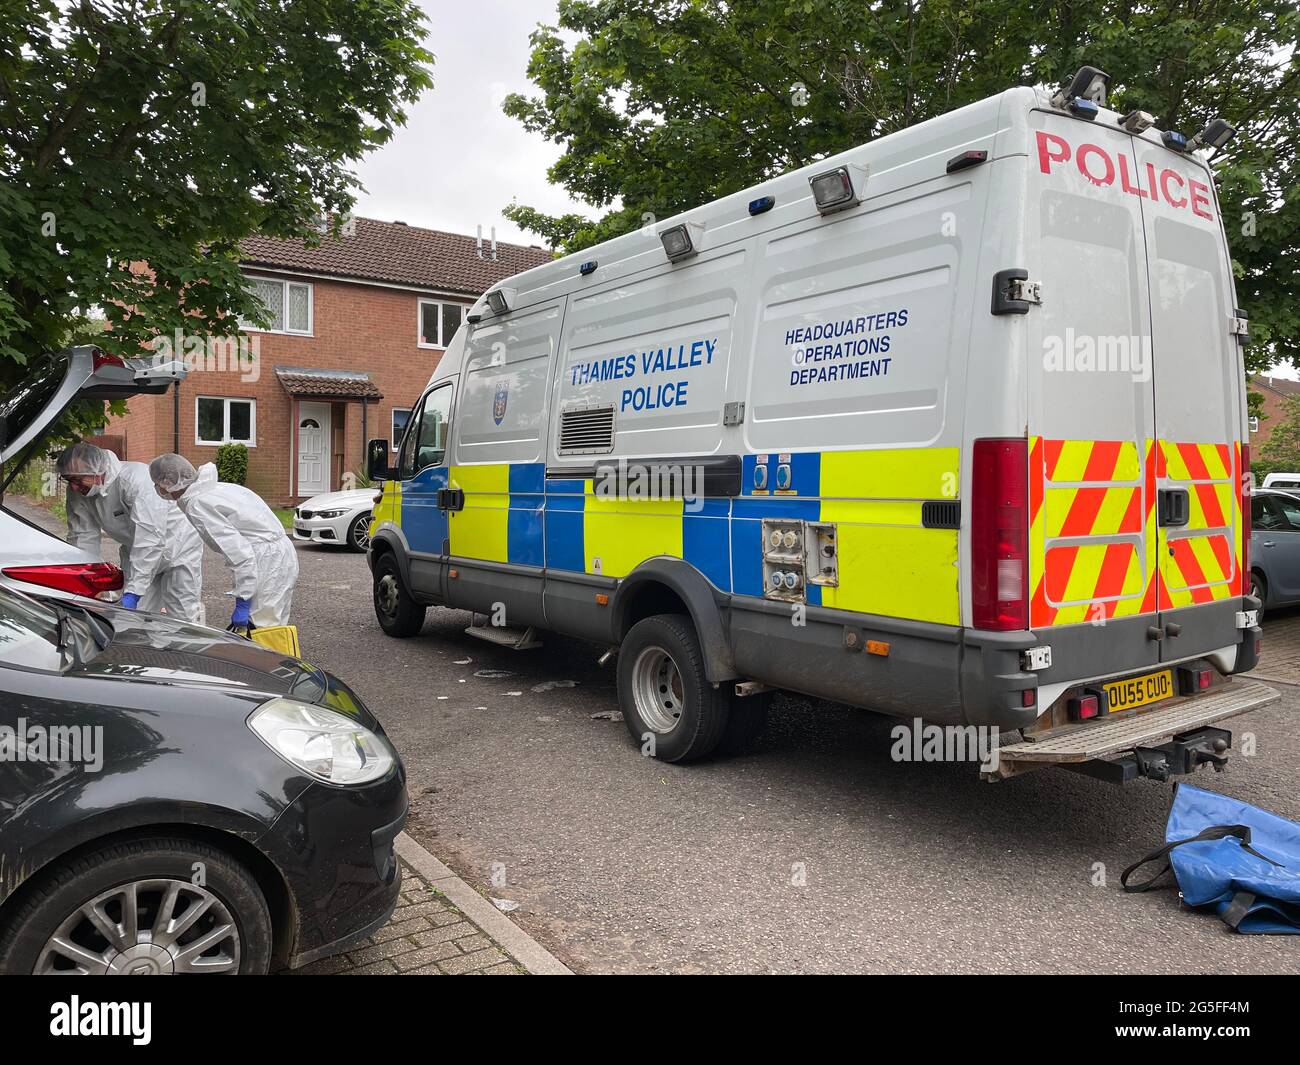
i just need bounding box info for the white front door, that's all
[297,402,331,496]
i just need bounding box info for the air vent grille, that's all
[558,404,615,455]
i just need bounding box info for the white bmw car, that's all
[292,488,378,551]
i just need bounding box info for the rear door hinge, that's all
[991,268,1042,315]
[1229,313,1250,343]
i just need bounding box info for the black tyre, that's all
[617,613,730,763]
[373,551,426,637]
[718,691,773,754]
[348,512,372,552]
[1250,570,1266,611]
[0,837,272,975]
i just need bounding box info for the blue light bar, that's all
[1162,130,1188,152]
[748,196,775,216]
[579,260,598,276]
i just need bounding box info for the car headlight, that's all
[248,697,395,785]
[315,509,346,519]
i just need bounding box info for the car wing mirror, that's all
[367,438,393,481]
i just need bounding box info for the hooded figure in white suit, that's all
[149,454,298,628]
[57,442,204,621]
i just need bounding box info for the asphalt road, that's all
[16,500,1300,973]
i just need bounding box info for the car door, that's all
[398,381,456,602]
[1256,494,1300,603]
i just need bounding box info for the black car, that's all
[0,584,406,975]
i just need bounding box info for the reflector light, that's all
[1021,688,1036,708]
[3,562,123,598]
[1068,693,1101,721]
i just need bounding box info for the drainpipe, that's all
[172,379,180,454]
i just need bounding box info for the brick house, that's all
[106,219,551,505]
[1248,374,1300,455]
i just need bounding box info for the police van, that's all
[367,68,1276,782]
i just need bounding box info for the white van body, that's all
[368,83,1275,778]
[1262,473,1300,491]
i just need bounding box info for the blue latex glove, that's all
[120,592,140,610]
[230,597,252,626]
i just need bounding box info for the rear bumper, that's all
[726,595,1263,732]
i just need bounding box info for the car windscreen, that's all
[0,351,70,456]
[0,588,64,671]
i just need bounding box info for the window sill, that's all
[239,327,314,338]
[196,441,257,448]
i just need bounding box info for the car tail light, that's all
[1241,443,1250,595]
[1068,693,1101,721]
[3,562,124,597]
[91,349,127,372]
[972,438,1029,630]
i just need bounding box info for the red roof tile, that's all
[239,218,553,296]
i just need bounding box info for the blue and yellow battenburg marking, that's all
[376,448,961,627]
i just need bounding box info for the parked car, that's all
[292,488,377,551]
[1249,488,1300,611]
[0,583,406,973]
[0,346,183,601]
[1261,472,1300,492]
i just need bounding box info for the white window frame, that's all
[196,396,257,447]
[239,274,313,335]
[391,406,413,451]
[417,299,466,349]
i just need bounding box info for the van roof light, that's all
[486,287,515,314]
[1189,118,1236,152]
[748,195,775,216]
[659,221,703,262]
[809,163,866,215]
[1162,130,1188,152]
[1068,97,1099,120]
[1119,110,1155,134]
[1051,65,1110,109]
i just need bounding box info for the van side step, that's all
[464,617,542,650]
[991,679,1278,778]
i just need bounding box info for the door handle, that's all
[1263,540,1276,547]
[436,487,465,512]
[1157,488,1190,527]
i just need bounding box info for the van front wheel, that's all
[373,553,426,637]
[617,614,729,763]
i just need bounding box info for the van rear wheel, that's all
[373,553,426,637]
[617,614,729,763]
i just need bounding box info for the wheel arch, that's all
[613,558,738,683]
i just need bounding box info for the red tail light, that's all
[3,563,124,597]
[91,348,127,372]
[972,437,1029,630]
[1241,443,1250,596]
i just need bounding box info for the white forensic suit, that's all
[66,453,204,621]
[175,463,298,627]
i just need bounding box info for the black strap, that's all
[1220,891,1257,930]
[1120,824,1277,893]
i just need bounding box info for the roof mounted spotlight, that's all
[659,221,703,262]
[1119,109,1155,134]
[1162,130,1189,153]
[1189,117,1237,153]
[809,163,867,215]
[485,287,515,315]
[1051,65,1111,110]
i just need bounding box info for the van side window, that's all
[414,384,453,472]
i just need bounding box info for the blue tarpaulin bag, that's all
[1121,783,1300,934]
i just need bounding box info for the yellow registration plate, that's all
[1104,669,1174,713]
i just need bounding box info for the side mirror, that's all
[367,438,393,481]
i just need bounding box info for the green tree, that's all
[1261,393,1300,469]
[503,0,1300,373]
[0,0,433,390]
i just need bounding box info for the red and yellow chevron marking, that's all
[1030,437,1240,626]
[1030,437,1148,627]
[1159,440,1238,608]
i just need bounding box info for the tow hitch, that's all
[1064,726,1232,783]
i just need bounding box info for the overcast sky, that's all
[351,0,589,250]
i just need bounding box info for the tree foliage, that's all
[503,0,1300,373]
[0,0,433,390]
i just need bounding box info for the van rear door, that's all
[1131,137,1245,662]
[1024,110,1161,678]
